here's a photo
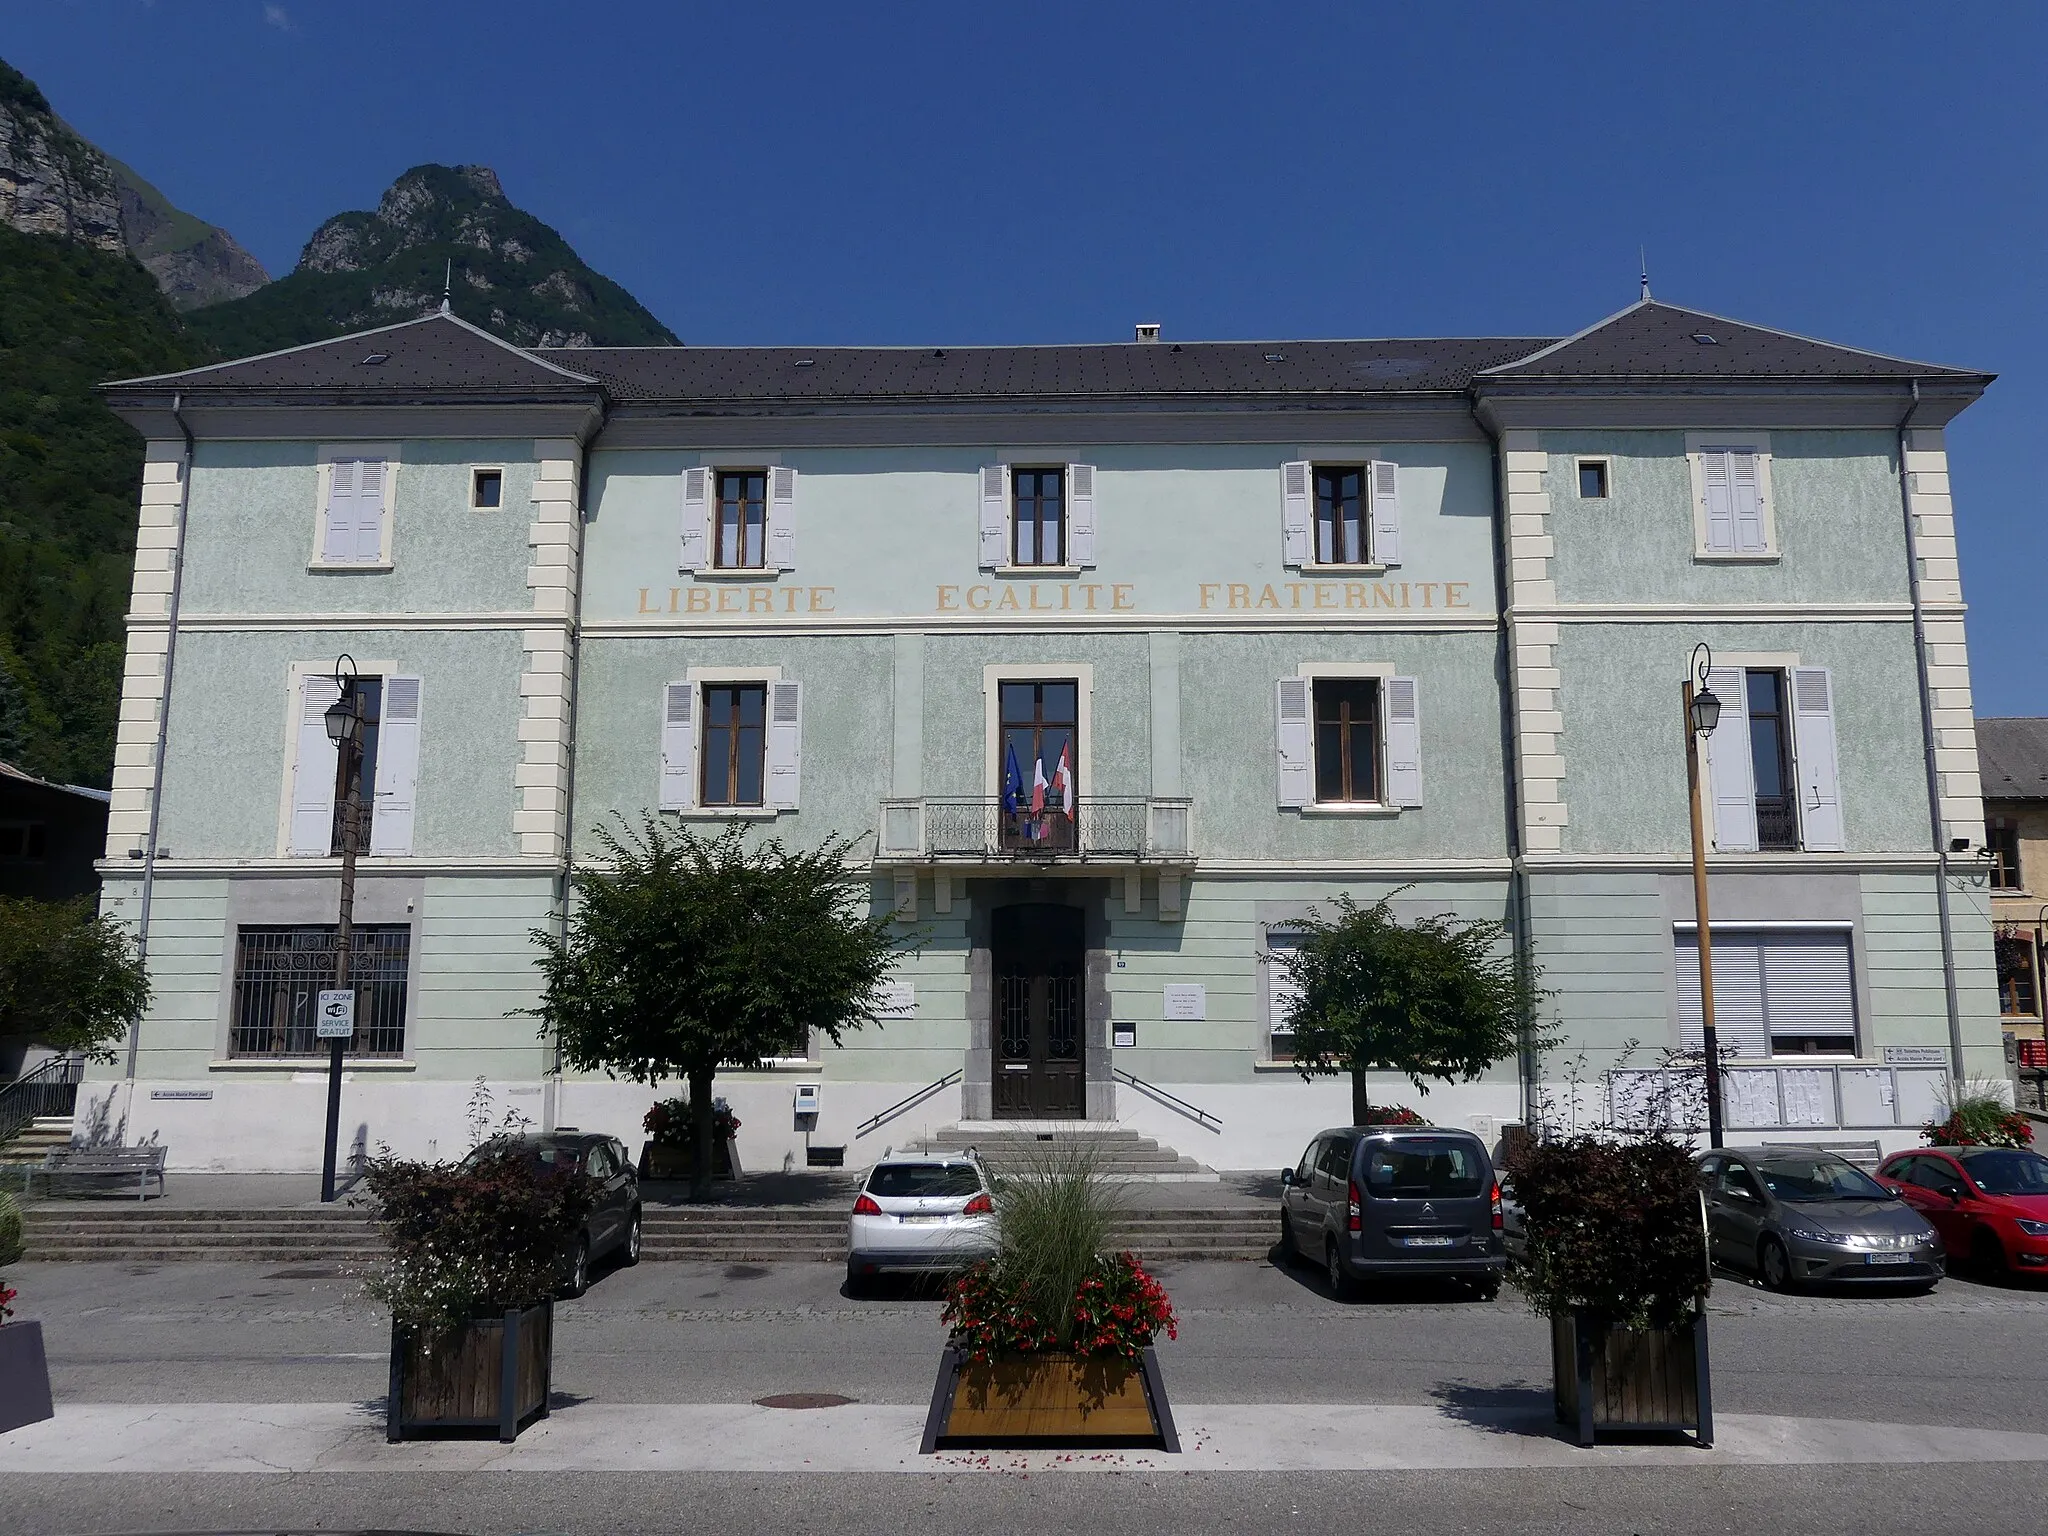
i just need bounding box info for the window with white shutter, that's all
[659,683,696,810]
[1369,459,1401,567]
[1280,461,1312,567]
[1692,438,1773,557]
[766,466,798,570]
[978,464,1010,569]
[1066,463,1097,566]
[318,455,390,566]
[370,676,422,855]
[1703,667,1758,852]
[679,467,710,571]
[766,680,802,809]
[1275,677,1312,808]
[1790,666,1843,852]
[1385,676,1421,807]
[288,675,342,855]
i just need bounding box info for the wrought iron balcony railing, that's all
[878,796,1193,863]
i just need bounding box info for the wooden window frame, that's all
[1312,464,1368,566]
[1744,668,1798,852]
[1312,677,1382,805]
[326,676,384,857]
[1998,931,2041,1020]
[700,681,768,807]
[714,469,769,570]
[1010,466,1066,568]
[1989,816,2024,892]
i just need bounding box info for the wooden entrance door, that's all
[992,904,1086,1119]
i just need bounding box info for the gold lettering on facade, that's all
[1228,583,1251,609]
[748,588,774,613]
[687,587,712,613]
[1257,584,1281,609]
[996,587,1020,610]
[1446,581,1470,608]
[1199,583,1221,609]
[808,587,835,612]
[1112,584,1135,610]
[1029,585,1053,611]
[1314,583,1337,609]
[937,585,961,611]
[967,586,991,610]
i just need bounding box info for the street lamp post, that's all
[1683,643,1727,1150]
[320,656,365,1204]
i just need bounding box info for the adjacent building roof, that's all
[0,759,112,805]
[1978,718,2048,802]
[100,298,1991,406]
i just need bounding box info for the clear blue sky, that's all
[11,2,2044,713]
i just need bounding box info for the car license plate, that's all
[1404,1235,1455,1248]
[900,1214,945,1223]
[1865,1251,1910,1265]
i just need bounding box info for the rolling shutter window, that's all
[1675,932,1770,1058]
[766,466,798,571]
[1703,667,1758,852]
[369,676,422,855]
[1385,676,1422,807]
[678,468,710,571]
[1280,461,1312,567]
[659,683,697,811]
[978,465,1010,569]
[1266,930,1304,1048]
[766,680,803,810]
[288,675,342,855]
[1066,463,1097,566]
[1369,459,1401,566]
[1677,931,1854,1057]
[1275,678,1312,808]
[1790,666,1844,852]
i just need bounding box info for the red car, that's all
[1876,1146,2048,1280]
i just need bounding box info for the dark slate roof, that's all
[104,312,599,395]
[528,338,1551,403]
[1978,718,2048,801]
[1480,300,1988,383]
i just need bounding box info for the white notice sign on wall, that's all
[1163,984,1206,1021]
[876,981,916,1018]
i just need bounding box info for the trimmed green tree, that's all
[1282,894,1541,1126]
[529,817,904,1200]
[0,896,151,1060]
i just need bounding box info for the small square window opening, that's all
[471,469,503,509]
[1578,460,1609,499]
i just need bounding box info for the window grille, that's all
[229,924,411,1058]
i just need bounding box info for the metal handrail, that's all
[1112,1068,1223,1133]
[854,1070,963,1139]
[0,1055,84,1147]
[920,797,1150,859]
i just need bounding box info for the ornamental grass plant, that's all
[1922,1079,2035,1150]
[941,1146,1177,1363]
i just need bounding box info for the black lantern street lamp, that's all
[319,654,364,1204]
[1682,642,1727,1150]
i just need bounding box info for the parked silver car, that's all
[1697,1147,1943,1291]
[845,1155,995,1292]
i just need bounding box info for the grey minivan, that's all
[1279,1126,1505,1299]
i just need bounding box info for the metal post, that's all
[321,692,362,1205]
[1683,678,1726,1150]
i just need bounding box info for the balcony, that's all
[877,796,1194,867]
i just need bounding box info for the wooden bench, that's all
[1761,1139,1884,1171]
[30,1144,168,1200]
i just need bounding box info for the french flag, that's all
[1052,741,1074,813]
[1030,754,1050,815]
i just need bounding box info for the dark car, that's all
[1696,1147,1941,1292]
[1877,1145,2048,1280]
[462,1129,642,1297]
[1279,1125,1505,1299]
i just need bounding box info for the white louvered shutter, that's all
[1275,678,1312,808]
[679,468,710,571]
[659,683,696,810]
[1790,666,1844,852]
[978,464,1009,569]
[370,676,422,855]
[766,466,797,571]
[1676,932,1770,1058]
[766,680,803,810]
[1066,463,1096,566]
[289,675,342,855]
[1369,459,1401,566]
[321,460,359,562]
[351,457,388,562]
[1386,676,1422,807]
[1759,931,1856,1051]
[1703,667,1758,852]
[1280,461,1311,567]
[1700,450,1735,553]
[1729,451,1766,553]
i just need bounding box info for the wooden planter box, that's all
[387,1302,552,1443]
[638,1139,736,1182]
[0,1321,54,1435]
[920,1345,1179,1452]
[1551,1309,1713,1448]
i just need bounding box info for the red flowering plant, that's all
[644,1094,740,1146]
[0,1283,16,1324]
[1922,1081,2035,1151]
[1363,1106,1428,1127]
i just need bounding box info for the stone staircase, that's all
[0,1117,74,1169]
[900,1125,1218,1182]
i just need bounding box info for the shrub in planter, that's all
[362,1148,596,1441]
[1922,1081,2033,1150]
[923,1150,1180,1451]
[1362,1106,1428,1127]
[1506,1135,1712,1446]
[641,1095,740,1180]
[0,1191,53,1436]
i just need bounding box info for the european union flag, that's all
[1002,743,1024,815]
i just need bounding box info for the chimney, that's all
[1134,323,1161,344]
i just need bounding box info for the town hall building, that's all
[81,298,2003,1172]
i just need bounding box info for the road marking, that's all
[2,1401,2045,1474]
